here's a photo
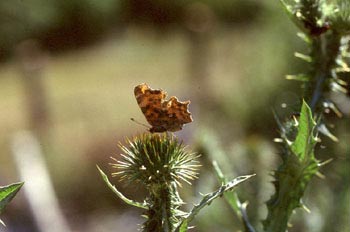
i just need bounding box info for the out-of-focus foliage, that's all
[0,0,120,60]
[0,0,265,61]
[120,0,263,26]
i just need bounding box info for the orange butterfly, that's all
[134,83,193,133]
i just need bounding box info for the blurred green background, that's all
[0,0,349,231]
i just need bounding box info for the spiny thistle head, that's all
[282,0,330,36]
[111,133,200,188]
[328,0,350,34]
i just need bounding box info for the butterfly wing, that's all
[134,83,193,133]
[134,83,168,132]
[163,96,192,132]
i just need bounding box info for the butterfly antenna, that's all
[130,118,151,129]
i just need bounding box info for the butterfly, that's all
[134,83,193,133]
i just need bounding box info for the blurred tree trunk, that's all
[14,40,72,232]
[15,40,51,140]
[184,3,216,116]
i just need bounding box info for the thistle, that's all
[98,131,254,232]
[111,133,200,231]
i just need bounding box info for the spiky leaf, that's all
[263,101,319,232]
[177,219,188,232]
[175,174,255,232]
[0,182,24,214]
[0,182,24,226]
[213,161,256,232]
[97,165,147,209]
[291,100,317,161]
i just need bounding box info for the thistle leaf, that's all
[175,174,255,232]
[213,161,256,232]
[97,165,147,209]
[263,101,320,232]
[0,182,24,214]
[290,100,317,161]
[212,161,241,214]
[177,219,188,232]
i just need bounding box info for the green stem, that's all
[143,183,178,232]
[263,154,306,232]
[307,33,342,113]
[309,72,326,112]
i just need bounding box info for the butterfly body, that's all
[134,83,193,133]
